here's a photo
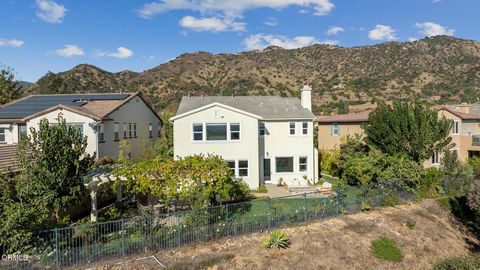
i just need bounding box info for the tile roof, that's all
[439,106,480,120]
[0,144,20,174]
[175,96,314,119]
[315,110,371,123]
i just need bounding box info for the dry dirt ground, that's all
[90,200,478,270]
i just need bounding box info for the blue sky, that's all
[0,0,479,82]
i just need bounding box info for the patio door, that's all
[263,158,271,183]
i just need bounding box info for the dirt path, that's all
[93,200,478,270]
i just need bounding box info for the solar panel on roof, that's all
[0,93,130,119]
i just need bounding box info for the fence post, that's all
[303,193,307,222]
[336,191,339,215]
[54,228,59,268]
[121,219,125,257]
[176,214,181,247]
[268,197,272,229]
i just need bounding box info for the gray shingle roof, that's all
[175,96,314,120]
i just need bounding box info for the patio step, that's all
[288,186,318,193]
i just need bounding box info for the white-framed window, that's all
[157,122,161,137]
[230,123,240,140]
[452,120,460,134]
[302,122,308,135]
[432,151,440,165]
[133,123,137,138]
[227,160,236,175]
[276,157,294,173]
[128,123,132,138]
[259,122,266,136]
[206,123,227,140]
[289,122,296,135]
[0,127,5,143]
[98,124,105,142]
[123,123,127,139]
[114,122,119,140]
[192,123,203,141]
[238,160,249,177]
[331,123,340,136]
[149,123,153,138]
[299,156,308,172]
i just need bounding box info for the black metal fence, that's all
[1,186,414,270]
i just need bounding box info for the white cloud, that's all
[326,26,344,36]
[415,22,455,37]
[108,47,134,59]
[54,44,84,57]
[243,33,336,50]
[264,17,278,27]
[408,37,418,42]
[138,0,334,32]
[36,0,67,23]
[0,39,24,47]
[368,24,397,41]
[179,16,245,32]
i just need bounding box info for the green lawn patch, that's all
[371,235,404,262]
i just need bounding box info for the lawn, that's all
[319,174,363,205]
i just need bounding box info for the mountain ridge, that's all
[28,36,480,114]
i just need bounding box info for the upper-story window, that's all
[98,124,105,142]
[289,122,296,135]
[123,123,127,139]
[149,123,153,138]
[259,122,266,136]
[0,127,5,143]
[133,123,137,138]
[452,120,460,134]
[157,122,161,137]
[114,123,119,141]
[193,123,203,141]
[206,123,227,140]
[331,123,340,136]
[302,122,308,135]
[230,123,240,140]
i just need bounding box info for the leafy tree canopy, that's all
[362,100,453,163]
[0,66,23,105]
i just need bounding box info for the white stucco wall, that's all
[99,96,161,160]
[260,120,315,186]
[173,105,260,188]
[0,123,19,144]
[26,108,99,157]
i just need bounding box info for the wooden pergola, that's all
[83,167,126,222]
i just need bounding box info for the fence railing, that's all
[1,186,414,270]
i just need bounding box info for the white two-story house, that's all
[0,93,162,162]
[170,86,318,189]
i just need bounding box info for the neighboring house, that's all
[171,86,317,189]
[315,110,370,150]
[315,104,480,167]
[0,144,20,174]
[0,93,162,163]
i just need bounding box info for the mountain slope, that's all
[28,36,480,114]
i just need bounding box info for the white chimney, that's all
[300,85,312,111]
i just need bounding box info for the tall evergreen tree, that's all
[0,66,22,105]
[362,100,452,163]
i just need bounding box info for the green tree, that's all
[362,100,453,163]
[0,66,22,105]
[0,118,95,252]
[17,117,95,219]
[153,112,174,159]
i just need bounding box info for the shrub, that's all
[378,155,423,188]
[467,180,480,214]
[381,191,401,207]
[467,157,480,179]
[256,185,268,193]
[433,253,480,270]
[371,235,404,262]
[418,167,444,198]
[361,200,372,211]
[405,219,416,230]
[262,230,290,249]
[319,150,340,176]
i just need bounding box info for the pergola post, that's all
[90,185,98,222]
